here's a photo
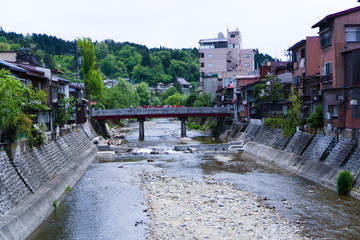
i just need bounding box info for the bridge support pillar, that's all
[137,118,145,140]
[180,117,187,138]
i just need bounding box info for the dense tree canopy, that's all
[0,69,49,139]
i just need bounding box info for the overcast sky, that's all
[1,0,359,60]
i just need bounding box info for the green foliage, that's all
[152,97,161,106]
[194,93,212,107]
[77,37,96,76]
[136,82,151,106]
[164,92,184,106]
[53,200,59,208]
[161,86,179,101]
[288,87,303,127]
[254,75,284,105]
[99,78,139,108]
[54,94,76,127]
[254,48,276,68]
[64,186,71,194]
[187,123,206,131]
[0,69,48,139]
[77,37,104,100]
[264,116,295,138]
[184,94,198,107]
[337,170,353,195]
[264,118,286,128]
[307,106,324,130]
[29,121,48,147]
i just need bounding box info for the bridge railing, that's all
[91,106,233,117]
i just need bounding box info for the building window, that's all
[244,63,250,68]
[223,78,231,87]
[230,34,236,38]
[320,30,332,48]
[208,63,213,68]
[200,53,204,58]
[208,54,213,58]
[294,76,301,87]
[336,95,344,101]
[293,51,299,62]
[321,61,333,83]
[346,27,360,42]
[201,62,204,67]
[244,53,250,58]
[322,62,332,75]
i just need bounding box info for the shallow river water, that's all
[28,119,360,240]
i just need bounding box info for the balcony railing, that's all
[321,74,333,84]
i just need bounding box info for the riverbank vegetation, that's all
[0,69,49,141]
[337,170,354,196]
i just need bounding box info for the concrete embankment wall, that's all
[0,123,98,240]
[232,124,360,195]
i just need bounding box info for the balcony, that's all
[321,74,333,84]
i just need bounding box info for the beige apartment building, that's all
[199,28,255,95]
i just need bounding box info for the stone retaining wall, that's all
[0,122,98,240]
[241,125,360,193]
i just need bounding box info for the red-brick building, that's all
[312,6,360,136]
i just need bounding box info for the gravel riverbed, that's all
[140,170,310,240]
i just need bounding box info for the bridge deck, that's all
[91,106,233,120]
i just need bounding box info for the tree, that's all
[307,106,323,131]
[54,93,76,127]
[254,75,284,105]
[95,41,110,59]
[78,37,104,100]
[98,78,139,109]
[152,97,161,106]
[288,87,303,128]
[118,45,142,75]
[164,92,184,106]
[194,93,212,107]
[136,82,151,106]
[0,69,49,140]
[161,86,178,101]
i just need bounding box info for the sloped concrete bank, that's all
[0,123,98,240]
[229,123,360,198]
[243,142,343,191]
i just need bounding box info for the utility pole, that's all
[233,76,238,122]
[74,40,80,81]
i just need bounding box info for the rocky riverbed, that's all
[140,170,310,240]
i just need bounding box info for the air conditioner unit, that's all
[325,112,331,120]
[350,99,358,106]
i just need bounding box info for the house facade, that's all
[0,51,88,140]
[288,37,322,119]
[199,28,256,96]
[311,6,360,136]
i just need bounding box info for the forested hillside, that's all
[0,29,275,88]
[0,29,200,87]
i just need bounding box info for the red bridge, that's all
[91,106,233,139]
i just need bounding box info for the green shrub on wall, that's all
[29,121,48,148]
[336,170,353,195]
[264,117,295,137]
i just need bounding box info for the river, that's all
[28,119,360,240]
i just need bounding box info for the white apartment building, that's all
[199,28,255,95]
